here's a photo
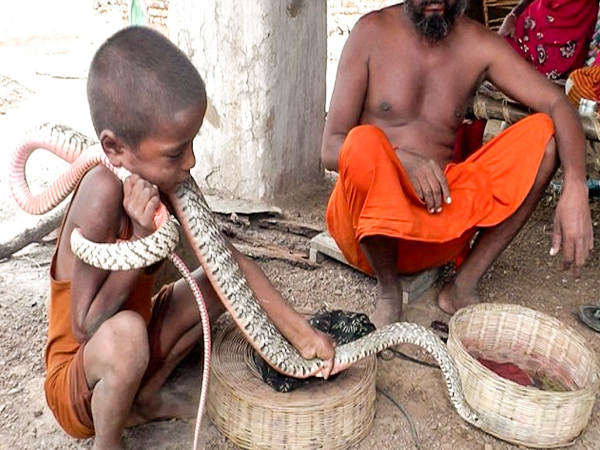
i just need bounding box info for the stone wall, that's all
[144,1,169,34]
[95,1,397,36]
[327,0,399,14]
[94,0,169,35]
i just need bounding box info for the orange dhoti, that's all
[326,113,555,275]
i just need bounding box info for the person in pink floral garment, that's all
[499,0,598,80]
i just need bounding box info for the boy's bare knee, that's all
[89,311,149,380]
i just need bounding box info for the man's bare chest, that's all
[365,57,478,124]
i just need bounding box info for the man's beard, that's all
[405,0,468,42]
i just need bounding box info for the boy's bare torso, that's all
[358,6,488,167]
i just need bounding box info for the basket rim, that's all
[210,322,378,404]
[448,302,600,394]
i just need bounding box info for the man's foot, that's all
[437,279,480,315]
[370,280,403,329]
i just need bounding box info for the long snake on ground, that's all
[10,123,481,444]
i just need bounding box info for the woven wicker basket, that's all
[207,324,377,450]
[448,303,600,448]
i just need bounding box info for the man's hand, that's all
[122,174,160,239]
[395,148,452,213]
[550,182,593,277]
[298,329,336,379]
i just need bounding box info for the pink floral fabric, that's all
[506,0,599,79]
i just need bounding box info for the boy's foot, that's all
[129,387,199,427]
[92,440,125,450]
[579,305,600,332]
[437,280,480,315]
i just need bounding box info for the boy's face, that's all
[123,104,205,194]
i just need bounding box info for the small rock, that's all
[485,444,493,450]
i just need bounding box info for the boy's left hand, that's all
[123,174,161,239]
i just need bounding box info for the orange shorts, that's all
[326,113,555,275]
[44,283,174,439]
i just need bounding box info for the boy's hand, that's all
[298,329,336,379]
[122,174,160,239]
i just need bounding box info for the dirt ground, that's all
[2,2,600,450]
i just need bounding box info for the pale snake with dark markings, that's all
[9,123,480,446]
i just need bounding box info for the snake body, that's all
[10,123,480,429]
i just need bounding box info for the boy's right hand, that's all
[122,174,160,239]
[297,328,336,379]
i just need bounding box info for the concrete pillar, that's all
[169,0,327,202]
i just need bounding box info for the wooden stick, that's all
[255,218,323,238]
[0,205,66,260]
[233,241,319,269]
[468,94,600,142]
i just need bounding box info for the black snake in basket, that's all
[10,124,481,437]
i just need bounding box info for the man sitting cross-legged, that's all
[321,0,593,328]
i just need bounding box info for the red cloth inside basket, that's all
[478,357,533,387]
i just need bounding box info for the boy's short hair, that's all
[87,26,206,148]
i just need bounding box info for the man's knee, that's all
[339,124,397,191]
[347,124,386,142]
[341,125,392,167]
[541,135,559,172]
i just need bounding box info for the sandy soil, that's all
[1,2,600,450]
